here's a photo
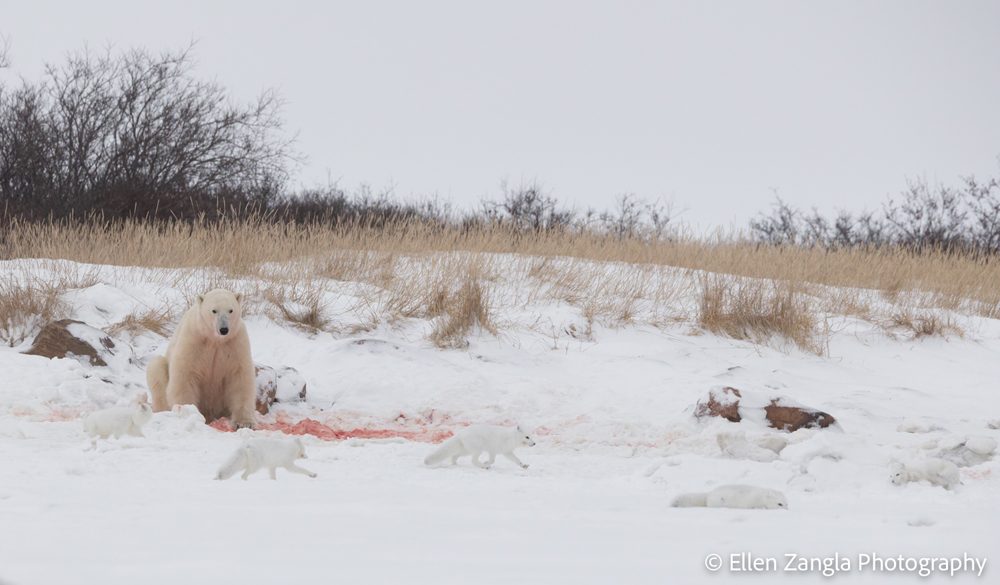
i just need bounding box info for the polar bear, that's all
[146,289,257,429]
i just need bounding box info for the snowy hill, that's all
[0,258,997,584]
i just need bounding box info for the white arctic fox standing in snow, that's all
[890,458,960,489]
[424,424,535,469]
[82,394,153,441]
[671,485,788,509]
[215,437,317,480]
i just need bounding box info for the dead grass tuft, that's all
[429,278,496,349]
[884,308,963,340]
[0,278,67,347]
[107,307,174,339]
[697,274,823,354]
[262,286,332,335]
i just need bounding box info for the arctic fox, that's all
[424,424,535,469]
[82,396,153,441]
[890,458,960,489]
[672,484,788,509]
[215,437,317,480]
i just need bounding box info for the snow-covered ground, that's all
[1,259,997,584]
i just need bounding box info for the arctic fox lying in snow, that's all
[82,395,153,441]
[216,438,317,480]
[672,485,788,509]
[890,458,960,489]
[424,424,535,469]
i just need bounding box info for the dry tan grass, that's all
[107,307,174,340]
[2,216,998,351]
[697,274,823,354]
[0,277,67,347]
[881,306,964,341]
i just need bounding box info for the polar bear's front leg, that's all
[225,366,258,430]
[146,356,171,412]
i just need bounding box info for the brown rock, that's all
[693,386,742,423]
[693,386,837,432]
[764,398,837,432]
[25,319,115,366]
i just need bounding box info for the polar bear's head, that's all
[197,289,245,338]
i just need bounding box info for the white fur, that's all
[215,438,317,480]
[672,484,788,510]
[147,289,257,429]
[82,403,153,440]
[890,458,960,489]
[424,424,535,469]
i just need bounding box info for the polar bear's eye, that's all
[229,309,233,314]
[212,310,217,314]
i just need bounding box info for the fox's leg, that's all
[284,463,317,478]
[241,467,252,480]
[450,455,459,465]
[112,417,132,439]
[486,452,497,466]
[470,450,490,469]
[269,467,277,480]
[504,453,529,469]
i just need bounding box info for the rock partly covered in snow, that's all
[24,319,117,366]
[254,364,307,414]
[693,386,837,432]
[931,435,997,467]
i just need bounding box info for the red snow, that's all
[208,414,455,443]
[13,406,88,422]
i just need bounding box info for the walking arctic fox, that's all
[215,438,317,480]
[671,485,788,509]
[82,395,153,441]
[424,424,535,469]
[890,458,960,489]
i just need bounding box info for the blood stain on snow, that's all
[963,469,992,481]
[207,415,455,443]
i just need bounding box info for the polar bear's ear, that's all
[235,293,244,304]
[196,295,205,305]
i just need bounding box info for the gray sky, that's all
[3,1,999,229]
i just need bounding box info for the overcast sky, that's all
[3,1,999,229]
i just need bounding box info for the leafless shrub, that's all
[0,44,295,221]
[590,194,678,240]
[481,179,574,232]
[966,172,1000,253]
[884,179,968,251]
[0,33,10,68]
[750,161,1000,255]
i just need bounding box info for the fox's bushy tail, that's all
[671,492,709,507]
[424,436,461,466]
[215,445,248,480]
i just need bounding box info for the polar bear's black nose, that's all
[219,327,229,335]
